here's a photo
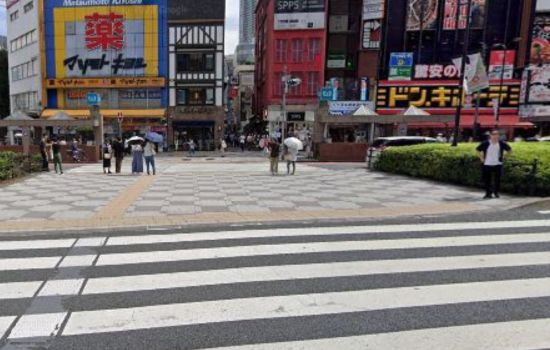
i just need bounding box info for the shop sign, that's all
[287,112,305,121]
[406,0,439,31]
[327,53,346,68]
[389,52,413,81]
[414,64,459,79]
[61,0,145,6]
[46,77,166,88]
[525,64,550,103]
[274,0,325,30]
[488,50,516,80]
[318,87,334,101]
[362,0,384,20]
[443,0,485,30]
[362,20,381,49]
[86,92,102,106]
[376,82,520,110]
[329,101,375,116]
[519,105,550,118]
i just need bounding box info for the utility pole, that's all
[451,0,473,147]
[281,67,288,143]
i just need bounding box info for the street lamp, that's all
[280,74,302,142]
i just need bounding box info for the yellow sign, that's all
[46,77,166,89]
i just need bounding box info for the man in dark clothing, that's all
[39,136,49,171]
[476,130,512,199]
[113,137,125,174]
[51,138,63,175]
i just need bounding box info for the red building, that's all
[255,0,327,135]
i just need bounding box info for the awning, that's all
[408,115,535,129]
[41,109,166,120]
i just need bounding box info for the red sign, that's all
[85,13,125,51]
[488,50,516,80]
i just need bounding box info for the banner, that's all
[526,64,550,103]
[406,0,439,31]
[488,50,516,80]
[362,20,381,49]
[530,14,550,65]
[452,53,489,94]
[443,0,485,30]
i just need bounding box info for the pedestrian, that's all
[51,138,63,175]
[239,134,245,152]
[144,140,156,175]
[220,138,227,156]
[131,142,144,175]
[268,140,280,175]
[102,139,113,174]
[39,135,49,171]
[188,139,196,157]
[70,138,79,162]
[113,137,124,174]
[284,145,298,175]
[476,130,512,199]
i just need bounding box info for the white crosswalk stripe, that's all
[1,220,550,349]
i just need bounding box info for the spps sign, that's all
[45,0,164,79]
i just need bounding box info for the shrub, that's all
[0,152,42,181]
[373,143,550,196]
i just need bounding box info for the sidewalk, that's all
[0,156,537,233]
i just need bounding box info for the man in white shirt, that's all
[476,130,512,199]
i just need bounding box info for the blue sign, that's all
[389,52,413,80]
[318,87,334,101]
[86,93,101,106]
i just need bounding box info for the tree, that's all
[0,49,9,118]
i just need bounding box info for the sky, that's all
[0,1,240,54]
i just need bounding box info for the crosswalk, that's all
[1,220,550,349]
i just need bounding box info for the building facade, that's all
[41,0,168,138]
[375,0,536,139]
[7,0,41,117]
[235,0,256,64]
[255,0,327,137]
[166,0,225,151]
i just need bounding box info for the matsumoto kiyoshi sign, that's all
[44,0,166,80]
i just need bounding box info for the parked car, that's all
[367,136,438,167]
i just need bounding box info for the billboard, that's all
[362,0,384,20]
[488,50,516,80]
[389,52,413,80]
[274,0,325,30]
[45,0,167,80]
[443,0,485,30]
[406,0,439,31]
[530,14,550,65]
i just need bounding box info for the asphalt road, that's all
[1,207,550,349]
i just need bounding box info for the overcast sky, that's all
[0,1,240,54]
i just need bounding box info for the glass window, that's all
[275,39,287,63]
[205,54,215,71]
[273,72,283,96]
[291,39,304,63]
[308,38,321,61]
[176,88,214,105]
[176,53,215,73]
[306,72,319,96]
[10,11,19,21]
[176,89,187,105]
[288,72,302,96]
[24,1,33,13]
[205,88,214,105]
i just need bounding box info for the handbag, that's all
[104,153,112,160]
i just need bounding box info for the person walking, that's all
[268,140,280,175]
[284,145,298,175]
[131,142,144,175]
[113,137,124,174]
[239,134,245,152]
[144,140,156,175]
[102,140,113,174]
[39,135,49,171]
[476,130,512,199]
[188,139,196,157]
[51,138,63,175]
[220,138,227,157]
[70,138,80,162]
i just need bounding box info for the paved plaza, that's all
[0,155,535,233]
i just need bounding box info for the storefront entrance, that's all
[172,121,216,151]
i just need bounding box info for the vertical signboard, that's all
[362,0,384,20]
[362,20,381,49]
[406,0,439,31]
[274,0,326,30]
[443,0,485,30]
[488,50,516,80]
[389,52,413,80]
[530,14,550,65]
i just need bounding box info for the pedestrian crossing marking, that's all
[207,319,550,350]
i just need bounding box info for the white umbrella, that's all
[127,136,144,143]
[284,137,303,150]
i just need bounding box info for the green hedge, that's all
[0,152,42,181]
[373,143,550,196]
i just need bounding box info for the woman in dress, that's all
[102,139,113,174]
[131,141,144,175]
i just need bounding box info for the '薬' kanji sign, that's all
[85,12,125,51]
